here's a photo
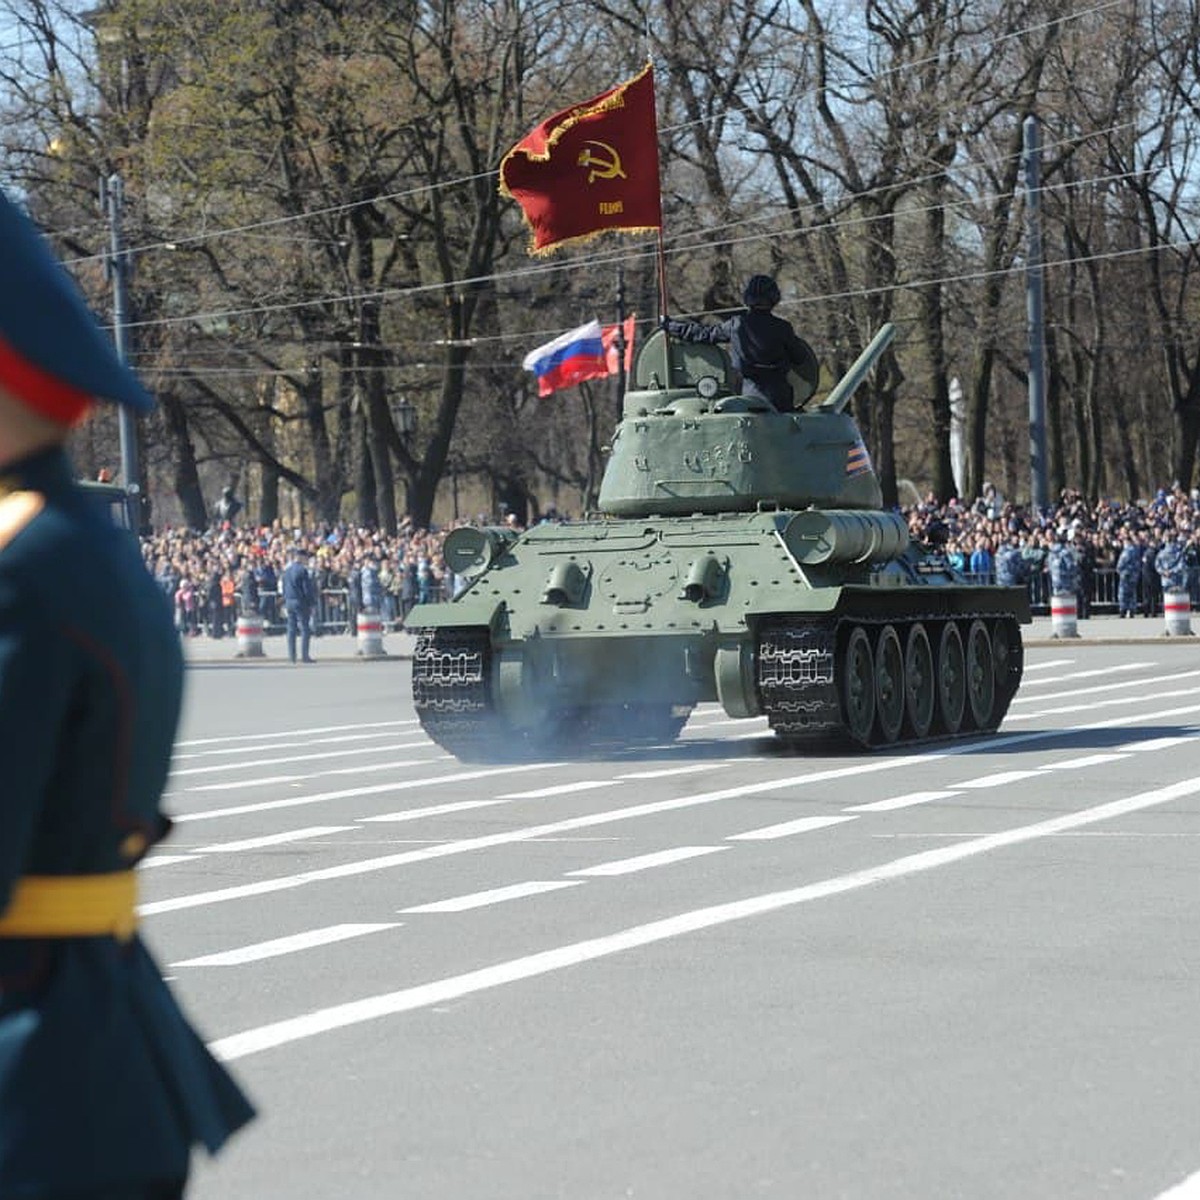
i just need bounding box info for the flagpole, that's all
[614,266,627,423]
[656,228,669,320]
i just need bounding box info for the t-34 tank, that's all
[407,322,1029,760]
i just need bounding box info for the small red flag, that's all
[499,65,662,256]
[602,315,636,376]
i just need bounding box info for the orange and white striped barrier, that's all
[235,613,265,658]
[356,610,386,658]
[1050,593,1079,638]
[1163,589,1194,637]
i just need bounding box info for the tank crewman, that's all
[0,189,254,1199]
[661,275,820,413]
[1047,529,1079,598]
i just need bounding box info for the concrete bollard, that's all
[1163,589,1194,636]
[356,610,386,657]
[1050,593,1079,638]
[235,613,265,658]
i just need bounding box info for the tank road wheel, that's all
[873,624,905,744]
[991,617,1023,702]
[840,625,876,746]
[965,618,997,729]
[935,621,966,735]
[903,622,936,740]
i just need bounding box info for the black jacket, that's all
[665,308,819,411]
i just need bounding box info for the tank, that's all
[407,322,1029,760]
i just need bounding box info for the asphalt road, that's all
[143,642,1200,1200]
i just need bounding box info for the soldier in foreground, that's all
[0,190,254,1198]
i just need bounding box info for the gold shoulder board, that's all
[0,490,45,553]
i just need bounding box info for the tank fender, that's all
[403,599,504,631]
[714,637,760,718]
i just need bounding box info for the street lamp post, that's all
[392,396,417,517]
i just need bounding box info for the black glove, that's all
[659,316,673,333]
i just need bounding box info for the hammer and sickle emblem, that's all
[577,140,626,184]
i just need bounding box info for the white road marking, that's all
[955,769,1046,789]
[1017,663,1152,688]
[1010,684,1200,721]
[177,720,415,747]
[357,800,502,823]
[174,762,559,822]
[845,790,962,813]
[1021,659,1075,672]
[139,855,198,868]
[496,780,618,800]
[399,881,583,913]
[617,764,729,780]
[1123,735,1200,753]
[1151,1167,1200,1199]
[727,815,858,841]
[171,743,411,777]
[183,774,308,792]
[191,826,355,853]
[845,735,1185,814]
[567,847,727,876]
[1011,667,1200,705]
[210,772,1200,1061]
[148,702,1200,917]
[1044,752,1129,771]
[143,745,995,914]
[179,758,442,793]
[173,732,412,760]
[172,923,399,967]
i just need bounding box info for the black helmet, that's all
[743,274,781,308]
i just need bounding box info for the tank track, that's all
[413,627,692,760]
[412,627,502,761]
[757,612,1023,750]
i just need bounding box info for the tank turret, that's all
[599,324,895,517]
[406,322,1030,761]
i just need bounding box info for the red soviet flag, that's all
[499,64,662,256]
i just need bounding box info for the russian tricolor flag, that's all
[523,320,608,397]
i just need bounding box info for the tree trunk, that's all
[160,391,207,530]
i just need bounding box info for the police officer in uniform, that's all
[281,545,317,663]
[1156,527,1187,594]
[0,190,254,1199]
[1047,528,1079,599]
[662,275,820,412]
[1116,532,1142,617]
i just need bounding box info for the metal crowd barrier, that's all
[179,565,1200,636]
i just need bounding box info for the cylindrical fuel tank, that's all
[782,509,909,566]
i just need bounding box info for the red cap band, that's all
[0,335,94,426]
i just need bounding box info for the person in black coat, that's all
[662,275,821,412]
[0,188,253,1199]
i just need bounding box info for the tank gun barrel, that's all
[818,323,896,414]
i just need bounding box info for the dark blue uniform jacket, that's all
[665,309,819,412]
[0,448,253,1196]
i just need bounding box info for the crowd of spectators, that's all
[141,514,510,639]
[139,483,1200,639]
[904,482,1200,616]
